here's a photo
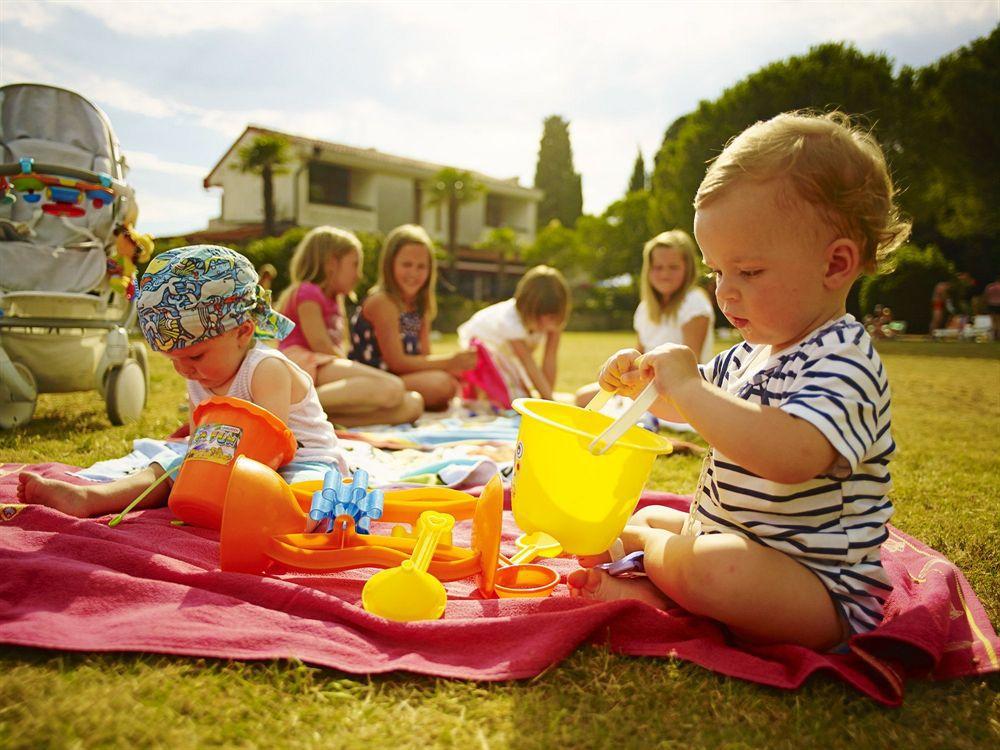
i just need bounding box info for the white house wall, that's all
[374,174,415,233]
[219,168,296,225]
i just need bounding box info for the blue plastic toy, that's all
[308,467,384,534]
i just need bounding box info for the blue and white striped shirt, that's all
[696,314,894,633]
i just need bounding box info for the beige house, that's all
[203,125,542,250]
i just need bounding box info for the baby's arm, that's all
[510,338,554,399]
[366,295,476,375]
[296,299,343,356]
[248,356,293,425]
[633,345,837,483]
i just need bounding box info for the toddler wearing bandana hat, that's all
[17,245,348,518]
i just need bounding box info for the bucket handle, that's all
[588,382,660,456]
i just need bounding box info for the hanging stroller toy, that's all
[0,83,149,428]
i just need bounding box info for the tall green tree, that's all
[533,115,583,229]
[649,43,900,235]
[425,167,484,283]
[892,29,999,279]
[234,133,292,237]
[628,148,647,193]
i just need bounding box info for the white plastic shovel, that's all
[585,381,660,456]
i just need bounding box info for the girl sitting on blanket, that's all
[570,111,910,651]
[457,265,570,401]
[277,226,424,427]
[18,245,349,517]
[574,230,715,407]
[349,224,477,411]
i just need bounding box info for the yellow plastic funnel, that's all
[361,511,455,622]
[511,397,672,555]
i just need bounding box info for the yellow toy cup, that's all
[511,398,672,555]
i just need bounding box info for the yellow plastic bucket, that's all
[511,398,673,555]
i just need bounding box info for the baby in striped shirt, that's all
[570,111,912,651]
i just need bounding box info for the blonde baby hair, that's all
[639,229,700,322]
[694,111,910,273]
[276,226,362,312]
[514,265,571,328]
[376,224,438,320]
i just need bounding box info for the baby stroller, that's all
[0,83,148,429]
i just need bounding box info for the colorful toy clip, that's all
[308,467,384,534]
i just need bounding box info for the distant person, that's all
[985,274,1000,341]
[276,227,423,427]
[457,265,570,401]
[575,230,715,407]
[930,281,950,333]
[349,225,477,410]
[257,263,278,291]
[570,111,911,650]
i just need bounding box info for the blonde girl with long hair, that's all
[574,229,715,407]
[349,225,477,411]
[278,226,423,426]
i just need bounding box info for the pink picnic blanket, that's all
[1,462,997,706]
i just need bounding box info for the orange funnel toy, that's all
[219,458,504,596]
[169,396,296,529]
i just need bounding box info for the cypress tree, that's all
[628,148,646,193]
[533,115,583,229]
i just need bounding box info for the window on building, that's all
[485,194,504,227]
[308,162,351,206]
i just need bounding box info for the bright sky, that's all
[2,1,996,236]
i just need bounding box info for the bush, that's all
[859,244,956,333]
[433,293,490,333]
[568,281,638,331]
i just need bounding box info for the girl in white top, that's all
[18,245,348,517]
[575,230,715,406]
[458,265,570,400]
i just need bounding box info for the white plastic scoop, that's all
[585,381,660,456]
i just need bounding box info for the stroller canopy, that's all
[0,83,133,293]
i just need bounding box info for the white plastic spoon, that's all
[587,381,659,456]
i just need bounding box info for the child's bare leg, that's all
[17,465,170,518]
[571,518,845,650]
[333,390,424,427]
[641,525,844,649]
[401,371,459,411]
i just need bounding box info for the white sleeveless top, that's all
[187,344,346,470]
[633,287,716,362]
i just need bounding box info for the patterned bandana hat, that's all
[136,245,294,352]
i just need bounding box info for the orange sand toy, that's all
[169,396,296,529]
[219,458,505,596]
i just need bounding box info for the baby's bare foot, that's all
[17,472,95,517]
[567,567,669,610]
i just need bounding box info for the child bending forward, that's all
[19,245,348,517]
[570,111,911,651]
[458,265,570,400]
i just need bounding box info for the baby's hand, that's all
[631,344,700,397]
[598,348,649,400]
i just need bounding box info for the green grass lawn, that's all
[1,333,998,749]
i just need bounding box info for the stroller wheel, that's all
[0,362,37,430]
[106,359,146,426]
